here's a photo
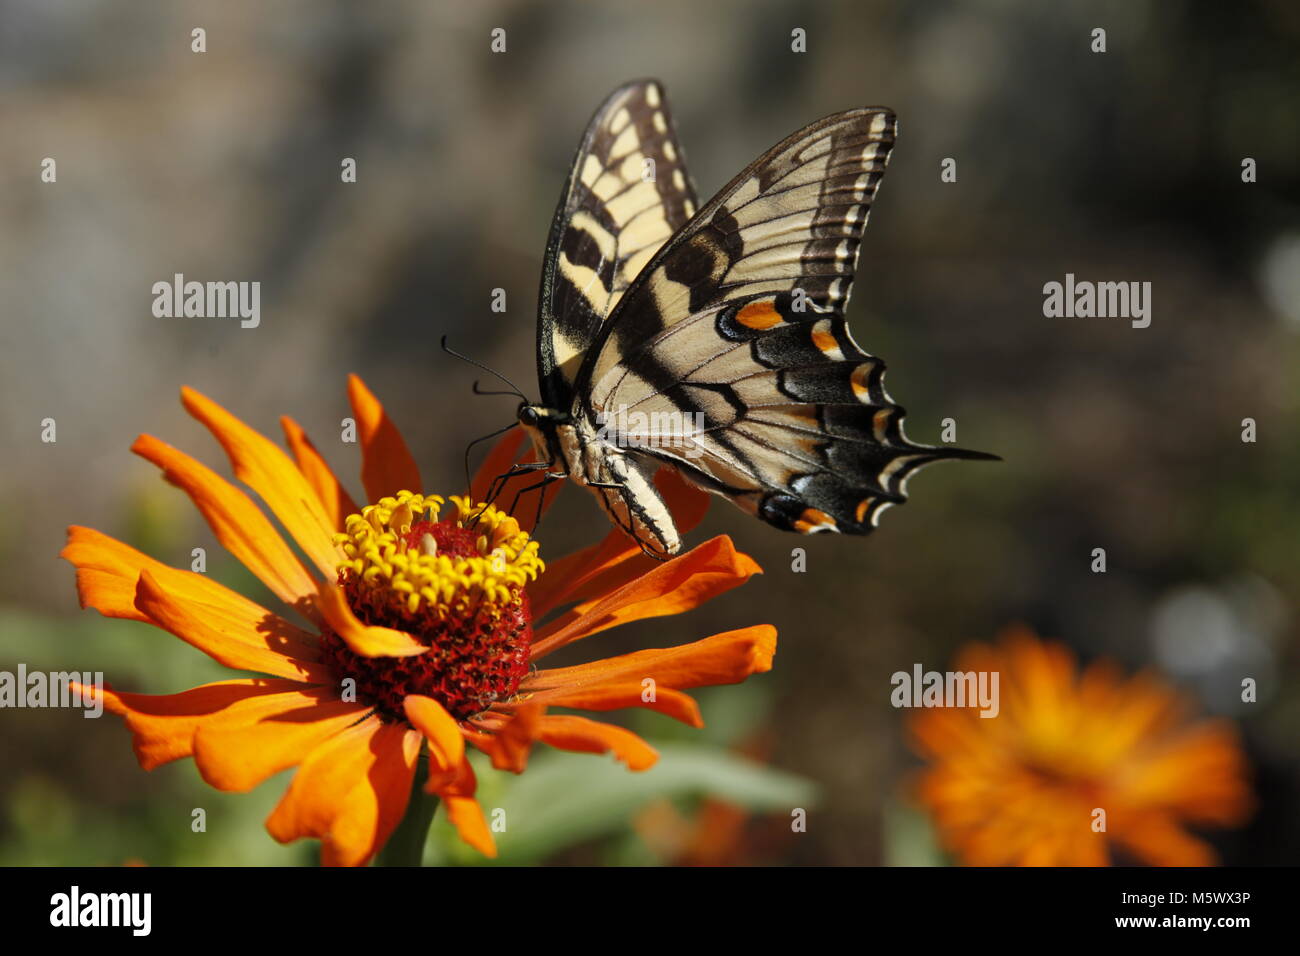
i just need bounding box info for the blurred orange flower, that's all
[62,375,774,866]
[635,797,752,865]
[907,627,1252,866]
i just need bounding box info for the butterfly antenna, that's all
[440,336,529,402]
[473,381,527,399]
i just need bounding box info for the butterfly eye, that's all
[519,405,540,427]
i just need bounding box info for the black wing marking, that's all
[536,79,698,409]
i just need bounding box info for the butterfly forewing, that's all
[537,79,698,409]
[581,109,894,390]
[576,107,991,537]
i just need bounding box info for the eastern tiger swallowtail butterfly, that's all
[511,79,994,558]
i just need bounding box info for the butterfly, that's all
[508,79,994,558]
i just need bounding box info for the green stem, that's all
[377,758,439,866]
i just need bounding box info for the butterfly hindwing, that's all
[537,79,698,410]
[576,108,992,538]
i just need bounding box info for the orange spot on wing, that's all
[736,301,783,330]
[855,498,874,523]
[811,328,839,354]
[851,364,874,400]
[793,507,837,533]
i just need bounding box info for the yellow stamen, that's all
[333,491,544,622]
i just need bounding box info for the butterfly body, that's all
[518,404,682,555]
[519,79,993,557]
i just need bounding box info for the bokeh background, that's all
[2,0,1298,865]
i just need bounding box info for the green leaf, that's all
[881,799,949,867]
[426,744,817,866]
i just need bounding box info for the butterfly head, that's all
[516,403,543,429]
[516,402,569,460]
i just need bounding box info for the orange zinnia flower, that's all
[62,375,774,866]
[907,628,1252,866]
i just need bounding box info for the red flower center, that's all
[320,515,535,722]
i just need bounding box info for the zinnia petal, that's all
[321,725,423,867]
[438,760,497,857]
[1122,722,1253,824]
[522,682,702,728]
[532,536,762,657]
[1114,813,1218,867]
[280,416,360,531]
[347,374,422,502]
[266,717,420,867]
[130,435,319,607]
[181,387,342,579]
[527,527,638,620]
[529,625,777,692]
[83,678,302,770]
[527,468,711,618]
[537,714,658,770]
[192,687,370,792]
[472,701,544,773]
[314,581,428,658]
[134,569,330,682]
[61,527,317,645]
[402,694,466,774]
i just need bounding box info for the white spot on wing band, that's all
[878,454,927,491]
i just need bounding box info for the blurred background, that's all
[2,0,1298,865]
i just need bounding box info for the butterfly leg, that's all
[468,461,558,529]
[484,461,553,507]
[583,480,670,562]
[461,420,520,502]
[505,472,567,530]
[530,472,568,534]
